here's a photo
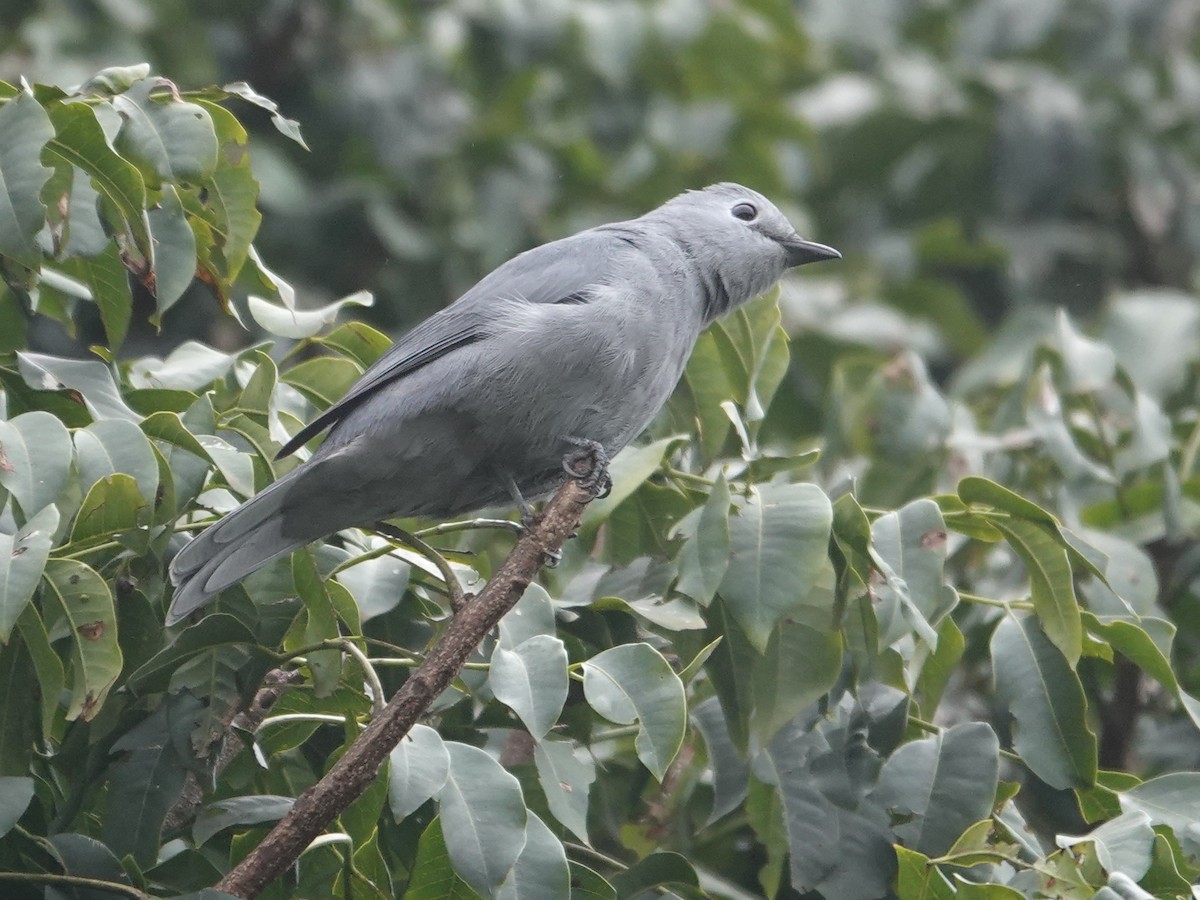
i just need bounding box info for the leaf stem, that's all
[373,521,467,612]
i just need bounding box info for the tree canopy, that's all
[1,2,1199,898]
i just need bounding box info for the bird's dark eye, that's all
[731,202,758,222]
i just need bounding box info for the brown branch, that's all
[216,477,596,898]
[164,669,305,833]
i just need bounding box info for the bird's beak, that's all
[782,236,841,267]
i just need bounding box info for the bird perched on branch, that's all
[167,183,840,623]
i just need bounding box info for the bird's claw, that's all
[561,438,612,499]
[543,547,562,568]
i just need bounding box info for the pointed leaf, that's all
[113,80,218,185]
[42,98,150,260]
[0,411,72,515]
[0,91,54,267]
[0,776,34,838]
[991,615,1095,789]
[718,482,833,650]
[497,812,570,900]
[490,634,568,741]
[873,722,1000,856]
[74,417,158,503]
[249,290,374,340]
[147,183,196,317]
[388,724,450,822]
[0,504,58,641]
[533,738,595,844]
[993,518,1082,666]
[582,643,686,781]
[438,742,528,895]
[673,474,731,607]
[41,558,123,721]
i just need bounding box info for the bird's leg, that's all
[503,474,537,528]
[560,437,613,499]
[502,473,561,567]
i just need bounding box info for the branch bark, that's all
[216,477,596,898]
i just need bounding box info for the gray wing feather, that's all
[275,228,628,459]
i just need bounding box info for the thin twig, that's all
[373,521,467,612]
[0,871,148,898]
[416,517,525,537]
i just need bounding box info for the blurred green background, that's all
[3,0,1196,424]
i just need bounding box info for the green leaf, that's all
[0,91,54,267]
[673,473,731,607]
[73,241,132,350]
[1119,772,1200,859]
[16,601,65,736]
[957,476,1058,525]
[1083,613,1200,732]
[130,340,236,390]
[17,350,138,420]
[42,98,151,261]
[873,723,999,857]
[751,619,842,743]
[533,738,595,844]
[193,794,295,846]
[317,321,392,368]
[69,473,146,546]
[0,639,37,775]
[248,290,374,340]
[74,417,159,503]
[992,517,1082,666]
[914,617,964,718]
[489,634,568,741]
[193,100,261,279]
[103,692,199,865]
[281,355,363,408]
[438,742,528,895]
[406,817,484,900]
[702,598,758,752]
[0,776,34,838]
[1056,810,1154,882]
[0,410,73,515]
[147,183,196,318]
[41,558,123,721]
[113,79,218,185]
[334,543,409,622]
[991,614,1096,790]
[582,643,686,781]
[388,723,450,822]
[290,550,340,696]
[871,498,951,646]
[0,504,58,641]
[895,846,956,900]
[717,482,833,651]
[497,811,570,900]
[677,329,735,462]
[692,696,749,825]
[219,82,308,148]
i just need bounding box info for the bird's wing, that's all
[275,229,629,460]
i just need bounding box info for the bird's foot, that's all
[561,437,613,499]
[543,547,562,568]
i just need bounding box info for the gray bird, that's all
[167,183,839,623]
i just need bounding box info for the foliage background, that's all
[0,1,1199,898]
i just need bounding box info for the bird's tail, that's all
[167,473,312,625]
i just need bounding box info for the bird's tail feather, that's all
[167,474,311,624]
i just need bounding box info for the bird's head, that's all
[649,183,840,321]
